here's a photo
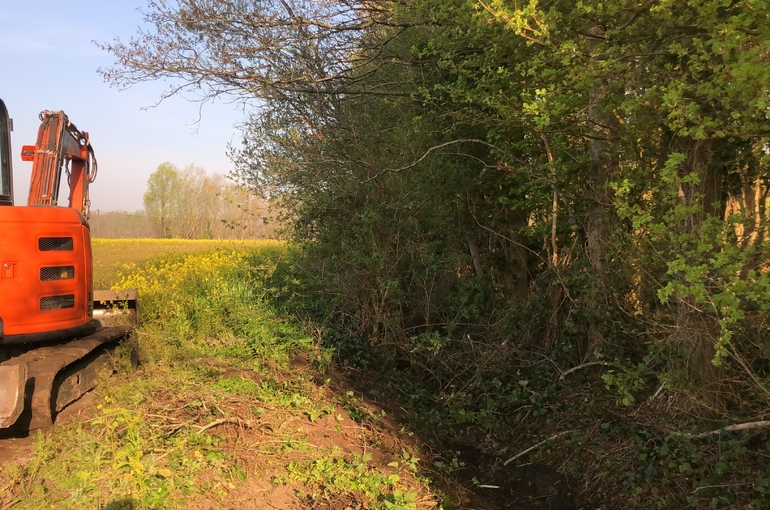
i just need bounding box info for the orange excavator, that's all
[0,99,138,432]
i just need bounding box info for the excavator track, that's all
[0,326,132,432]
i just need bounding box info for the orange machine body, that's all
[0,207,93,339]
[0,99,138,433]
[0,102,96,343]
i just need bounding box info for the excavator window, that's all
[0,99,12,205]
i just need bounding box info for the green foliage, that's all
[143,162,181,239]
[602,364,647,406]
[103,0,770,505]
[113,245,320,368]
[609,427,770,509]
[280,449,419,509]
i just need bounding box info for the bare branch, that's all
[198,417,254,434]
[97,0,413,109]
[361,139,533,183]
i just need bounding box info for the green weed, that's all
[279,449,419,509]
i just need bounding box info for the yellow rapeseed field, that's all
[115,248,247,298]
[92,238,284,289]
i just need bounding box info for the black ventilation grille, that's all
[39,237,73,251]
[40,266,75,281]
[40,295,75,311]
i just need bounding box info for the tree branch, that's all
[361,139,531,183]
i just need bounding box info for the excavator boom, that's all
[21,110,97,217]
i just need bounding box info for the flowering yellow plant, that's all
[115,249,246,302]
[112,244,285,344]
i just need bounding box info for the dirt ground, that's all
[0,362,580,510]
[0,364,479,509]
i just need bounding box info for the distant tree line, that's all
[93,163,279,239]
[90,210,153,238]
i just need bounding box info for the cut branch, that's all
[198,417,253,433]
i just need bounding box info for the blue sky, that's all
[0,0,245,212]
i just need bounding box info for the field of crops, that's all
[0,240,446,510]
[92,238,285,289]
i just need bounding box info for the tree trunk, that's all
[675,138,726,408]
[585,27,617,275]
[674,300,725,410]
[584,26,617,349]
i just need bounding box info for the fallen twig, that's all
[145,413,179,421]
[692,482,754,494]
[151,449,175,463]
[675,420,770,439]
[277,416,298,433]
[559,361,621,380]
[648,383,666,401]
[198,417,252,433]
[1,498,21,510]
[503,430,572,466]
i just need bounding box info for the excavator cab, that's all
[0,99,12,206]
